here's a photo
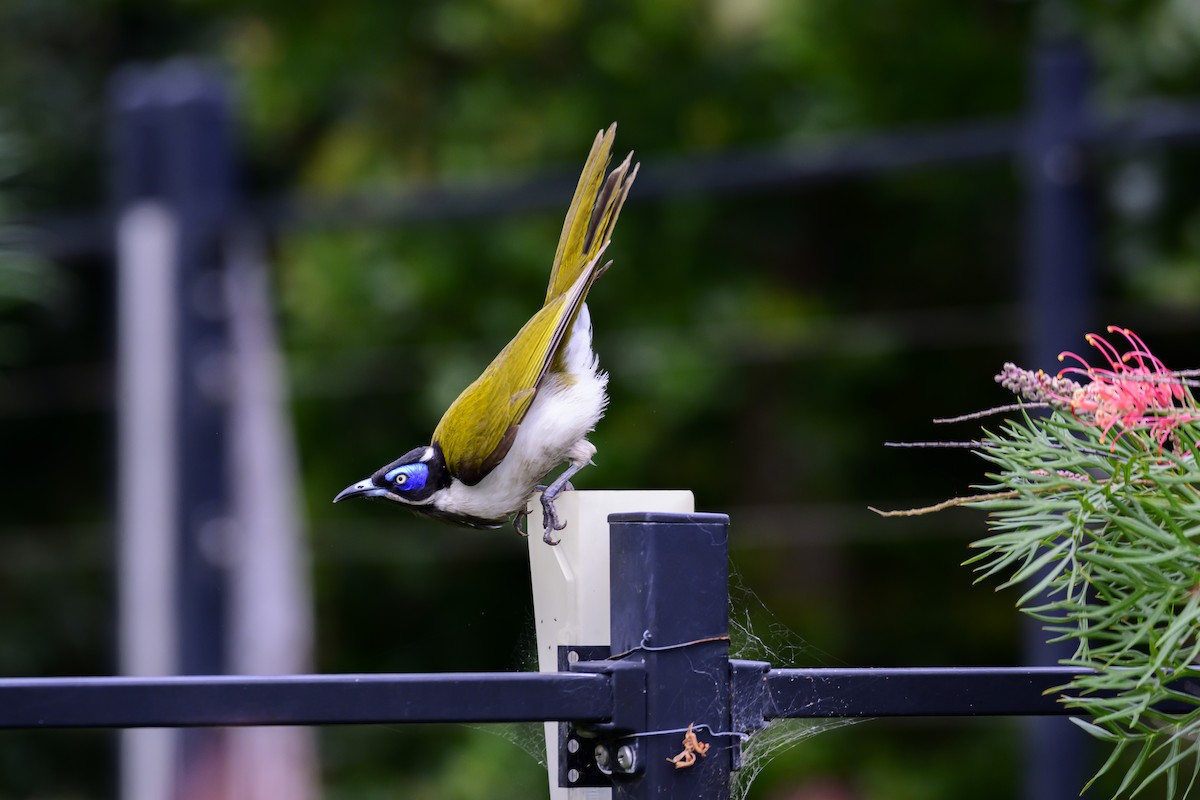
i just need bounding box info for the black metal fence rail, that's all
[766,665,1080,718]
[29,97,1200,262]
[0,672,613,728]
[0,665,1079,731]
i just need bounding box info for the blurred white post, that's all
[224,228,319,800]
[116,202,180,800]
[528,490,695,800]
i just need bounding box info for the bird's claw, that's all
[540,494,567,545]
[542,496,568,532]
[533,477,577,545]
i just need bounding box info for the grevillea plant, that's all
[881,327,1200,798]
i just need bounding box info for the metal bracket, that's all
[557,645,612,788]
[558,645,649,788]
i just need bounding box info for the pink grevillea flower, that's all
[1052,326,1200,451]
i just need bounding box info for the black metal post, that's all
[1026,39,1094,368]
[605,512,732,800]
[1023,38,1095,800]
[112,63,236,795]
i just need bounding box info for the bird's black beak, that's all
[333,478,386,503]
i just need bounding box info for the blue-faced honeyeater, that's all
[334,124,638,545]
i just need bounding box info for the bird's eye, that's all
[384,462,428,492]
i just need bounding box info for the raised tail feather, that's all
[544,123,639,305]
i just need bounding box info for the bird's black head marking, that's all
[334,444,451,505]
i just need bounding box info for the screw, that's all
[594,743,612,773]
[616,744,637,773]
[567,768,580,784]
[567,738,579,754]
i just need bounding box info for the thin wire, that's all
[607,631,732,661]
[623,723,751,743]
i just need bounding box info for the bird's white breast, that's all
[433,303,608,521]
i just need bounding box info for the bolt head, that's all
[594,743,611,773]
[616,743,637,773]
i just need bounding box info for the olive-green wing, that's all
[432,257,601,485]
[545,123,639,304]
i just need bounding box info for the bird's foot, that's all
[540,493,566,545]
[511,508,530,537]
[537,462,586,546]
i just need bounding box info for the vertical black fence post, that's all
[166,64,236,797]
[1025,38,1094,368]
[607,512,732,800]
[111,63,236,797]
[153,64,234,676]
[1022,37,1094,800]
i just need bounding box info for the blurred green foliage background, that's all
[2,0,1200,797]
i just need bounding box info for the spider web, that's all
[726,565,863,800]
[473,616,551,768]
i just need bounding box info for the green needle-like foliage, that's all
[897,327,1200,798]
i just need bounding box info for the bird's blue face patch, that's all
[384,463,428,492]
